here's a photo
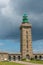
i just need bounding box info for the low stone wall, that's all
[33,54,43,60]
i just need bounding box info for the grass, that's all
[1,60,43,65]
[29,60,43,64]
[22,59,43,64]
[0,62,25,65]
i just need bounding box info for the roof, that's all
[0,52,8,54]
[33,53,43,55]
[22,14,29,23]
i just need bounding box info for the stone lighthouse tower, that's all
[20,14,33,59]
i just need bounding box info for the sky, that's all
[0,0,43,53]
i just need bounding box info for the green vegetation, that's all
[30,60,43,64]
[22,58,26,61]
[22,58,43,64]
[0,62,25,65]
[30,58,34,60]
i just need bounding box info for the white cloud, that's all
[0,0,10,7]
[1,0,10,15]
[1,5,12,16]
[0,0,10,16]
[0,43,4,46]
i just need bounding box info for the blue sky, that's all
[0,0,43,53]
[0,39,43,53]
[0,39,20,53]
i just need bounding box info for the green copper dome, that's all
[22,14,29,23]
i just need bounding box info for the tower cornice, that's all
[20,23,32,29]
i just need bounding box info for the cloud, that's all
[8,0,43,41]
[10,0,43,15]
[33,39,43,53]
[0,0,43,52]
[0,0,10,8]
[0,43,4,46]
[0,0,43,41]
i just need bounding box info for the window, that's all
[27,40,28,48]
[26,31,28,49]
[26,31,28,36]
[13,56,16,61]
[26,31,28,40]
[27,50,28,52]
[35,56,37,59]
[9,56,11,61]
[26,31,28,34]
[26,35,28,39]
[18,56,20,60]
[39,56,42,59]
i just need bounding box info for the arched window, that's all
[35,55,37,59]
[26,55,30,59]
[9,56,11,61]
[13,56,16,61]
[18,56,20,60]
[39,56,42,59]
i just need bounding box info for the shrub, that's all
[22,58,26,61]
[30,58,34,60]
